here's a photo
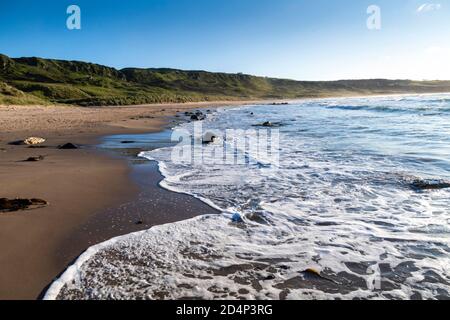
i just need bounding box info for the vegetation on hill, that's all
[1,53,450,106]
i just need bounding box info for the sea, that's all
[45,94,450,300]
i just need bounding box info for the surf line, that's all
[176,305,210,318]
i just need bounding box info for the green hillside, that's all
[1,53,450,106]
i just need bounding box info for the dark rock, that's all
[410,179,450,191]
[121,141,135,144]
[0,198,48,213]
[58,143,79,150]
[191,114,206,121]
[253,121,282,128]
[25,155,45,162]
[8,140,24,146]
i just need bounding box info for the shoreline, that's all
[2,93,448,300]
[0,100,255,300]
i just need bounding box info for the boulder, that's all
[0,198,48,213]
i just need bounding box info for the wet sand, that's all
[0,101,265,300]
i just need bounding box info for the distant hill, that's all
[1,53,450,106]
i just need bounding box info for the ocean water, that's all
[45,94,450,300]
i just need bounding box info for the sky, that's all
[0,0,449,81]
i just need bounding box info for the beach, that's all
[44,94,450,300]
[0,101,262,300]
[2,95,450,300]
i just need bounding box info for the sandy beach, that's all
[0,100,264,300]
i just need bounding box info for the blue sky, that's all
[0,0,449,80]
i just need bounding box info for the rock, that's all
[253,121,282,128]
[58,143,79,150]
[24,137,46,145]
[190,114,206,121]
[410,179,450,190]
[0,198,48,213]
[9,137,45,146]
[121,141,135,144]
[25,155,45,162]
[202,132,217,144]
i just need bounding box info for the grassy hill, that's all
[1,53,450,106]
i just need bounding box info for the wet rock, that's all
[0,198,48,213]
[121,141,135,144]
[202,132,217,144]
[25,155,45,162]
[58,143,79,150]
[253,121,282,128]
[245,212,270,225]
[190,114,206,121]
[410,179,450,191]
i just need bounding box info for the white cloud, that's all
[417,3,442,13]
